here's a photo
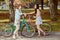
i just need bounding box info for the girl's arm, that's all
[29,11,35,14]
[22,11,35,18]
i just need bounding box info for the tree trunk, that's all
[35,0,41,4]
[9,0,15,23]
[49,0,58,21]
[41,0,43,10]
[35,0,43,10]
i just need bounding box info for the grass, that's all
[51,22,60,32]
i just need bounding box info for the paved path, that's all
[0,32,60,40]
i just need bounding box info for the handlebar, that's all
[22,15,25,19]
[22,14,31,19]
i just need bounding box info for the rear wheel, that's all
[4,27,13,37]
[41,22,52,34]
[21,23,35,38]
[3,23,13,37]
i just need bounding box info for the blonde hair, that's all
[13,0,26,7]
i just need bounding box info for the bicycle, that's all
[2,15,35,38]
[31,15,52,36]
[24,14,52,36]
[0,15,52,37]
[0,23,9,36]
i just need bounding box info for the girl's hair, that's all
[35,4,39,13]
[15,3,21,9]
[36,4,39,9]
[13,0,27,9]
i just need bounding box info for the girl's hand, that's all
[33,16,36,18]
[24,14,27,17]
[27,18,32,23]
[19,6,21,9]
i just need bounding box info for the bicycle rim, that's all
[3,23,13,37]
[21,24,35,38]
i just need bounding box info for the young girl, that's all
[35,4,46,37]
[13,0,26,39]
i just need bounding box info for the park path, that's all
[0,32,60,40]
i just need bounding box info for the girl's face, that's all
[34,5,37,9]
[19,6,21,9]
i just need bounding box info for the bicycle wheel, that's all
[41,22,52,33]
[21,23,35,38]
[0,23,6,36]
[3,23,13,37]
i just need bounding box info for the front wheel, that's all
[21,23,35,38]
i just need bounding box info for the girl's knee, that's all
[36,25,40,28]
[15,27,19,31]
[16,28,19,30]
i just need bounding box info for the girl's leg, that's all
[39,25,46,36]
[16,31,19,37]
[13,25,19,39]
[36,25,41,37]
[37,29,41,37]
[36,25,46,36]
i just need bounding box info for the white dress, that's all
[14,9,22,27]
[36,9,42,25]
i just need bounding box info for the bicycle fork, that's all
[25,23,30,32]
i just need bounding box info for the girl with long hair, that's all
[35,4,46,37]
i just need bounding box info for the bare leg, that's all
[13,25,19,39]
[37,29,41,37]
[16,31,19,37]
[36,25,46,36]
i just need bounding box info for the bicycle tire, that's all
[21,23,35,38]
[41,22,52,33]
[3,23,13,37]
[0,23,6,36]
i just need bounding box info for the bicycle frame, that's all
[3,15,36,38]
[7,16,30,32]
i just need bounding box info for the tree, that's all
[9,0,15,23]
[41,0,43,10]
[49,0,58,21]
[23,0,36,8]
[26,0,31,8]
[35,0,43,10]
